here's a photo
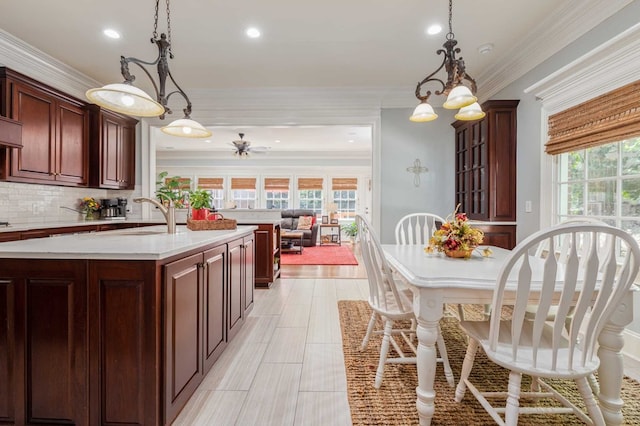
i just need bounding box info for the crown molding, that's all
[476,0,634,102]
[0,29,101,100]
[524,22,640,114]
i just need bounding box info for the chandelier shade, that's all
[454,102,486,121]
[85,0,210,138]
[410,0,483,122]
[442,85,477,110]
[161,118,212,138]
[86,83,165,117]
[410,102,438,122]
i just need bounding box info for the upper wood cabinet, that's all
[451,100,519,222]
[0,68,88,186]
[88,105,137,190]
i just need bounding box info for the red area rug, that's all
[280,244,358,265]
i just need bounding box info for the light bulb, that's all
[182,126,192,135]
[121,94,135,107]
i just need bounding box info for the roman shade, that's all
[332,178,358,191]
[230,177,256,190]
[166,177,191,190]
[264,178,290,191]
[297,178,323,190]
[546,79,640,155]
[197,177,223,190]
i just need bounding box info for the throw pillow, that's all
[297,216,313,230]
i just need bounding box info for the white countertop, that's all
[0,225,256,260]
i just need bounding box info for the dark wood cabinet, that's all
[452,100,519,222]
[0,230,253,426]
[203,245,227,372]
[88,106,137,189]
[243,233,255,314]
[0,68,88,186]
[253,223,281,288]
[0,259,88,425]
[452,100,519,249]
[164,253,205,423]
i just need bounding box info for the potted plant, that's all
[155,171,189,208]
[188,189,213,220]
[341,221,358,243]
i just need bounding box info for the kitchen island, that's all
[0,225,256,425]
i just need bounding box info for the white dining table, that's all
[381,244,634,426]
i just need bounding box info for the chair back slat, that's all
[357,214,411,316]
[395,213,445,246]
[489,223,640,373]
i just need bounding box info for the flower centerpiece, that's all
[79,197,100,220]
[426,205,485,259]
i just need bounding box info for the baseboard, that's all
[623,329,640,362]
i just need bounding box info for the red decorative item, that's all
[191,208,207,220]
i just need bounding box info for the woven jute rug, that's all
[338,300,640,426]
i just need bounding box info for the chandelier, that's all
[86,0,212,138]
[409,0,485,123]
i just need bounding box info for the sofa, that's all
[280,209,319,247]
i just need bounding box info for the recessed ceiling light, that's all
[246,27,261,39]
[274,139,281,143]
[103,29,121,39]
[204,139,211,143]
[426,24,442,36]
[348,139,355,143]
[478,43,494,54]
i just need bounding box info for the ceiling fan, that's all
[230,133,270,157]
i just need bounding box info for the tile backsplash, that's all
[0,181,141,225]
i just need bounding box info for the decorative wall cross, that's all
[406,158,428,187]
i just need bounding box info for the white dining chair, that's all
[356,214,455,388]
[394,213,445,246]
[454,222,640,425]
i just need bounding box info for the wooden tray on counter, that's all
[187,218,237,230]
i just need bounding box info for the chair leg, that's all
[576,376,605,426]
[504,371,522,426]
[374,319,393,389]
[455,339,478,402]
[587,373,600,396]
[457,304,465,320]
[436,324,454,387]
[361,312,377,351]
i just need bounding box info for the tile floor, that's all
[172,276,640,425]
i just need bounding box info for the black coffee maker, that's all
[100,198,128,219]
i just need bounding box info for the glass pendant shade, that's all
[86,83,165,117]
[454,102,486,121]
[161,118,212,138]
[443,85,477,109]
[410,102,438,122]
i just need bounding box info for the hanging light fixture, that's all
[410,0,485,122]
[86,0,212,138]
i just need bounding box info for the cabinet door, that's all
[8,82,56,181]
[253,226,271,287]
[101,116,121,188]
[164,253,204,423]
[227,239,244,341]
[203,245,227,372]
[119,121,136,189]
[56,100,88,185]
[243,234,255,314]
[0,259,88,425]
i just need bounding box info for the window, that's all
[264,178,290,209]
[556,137,640,246]
[332,178,358,219]
[231,177,257,209]
[197,177,225,210]
[297,177,323,215]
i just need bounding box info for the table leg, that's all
[597,293,633,426]
[413,289,444,426]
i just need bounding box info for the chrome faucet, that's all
[133,196,176,234]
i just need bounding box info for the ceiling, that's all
[0,0,628,154]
